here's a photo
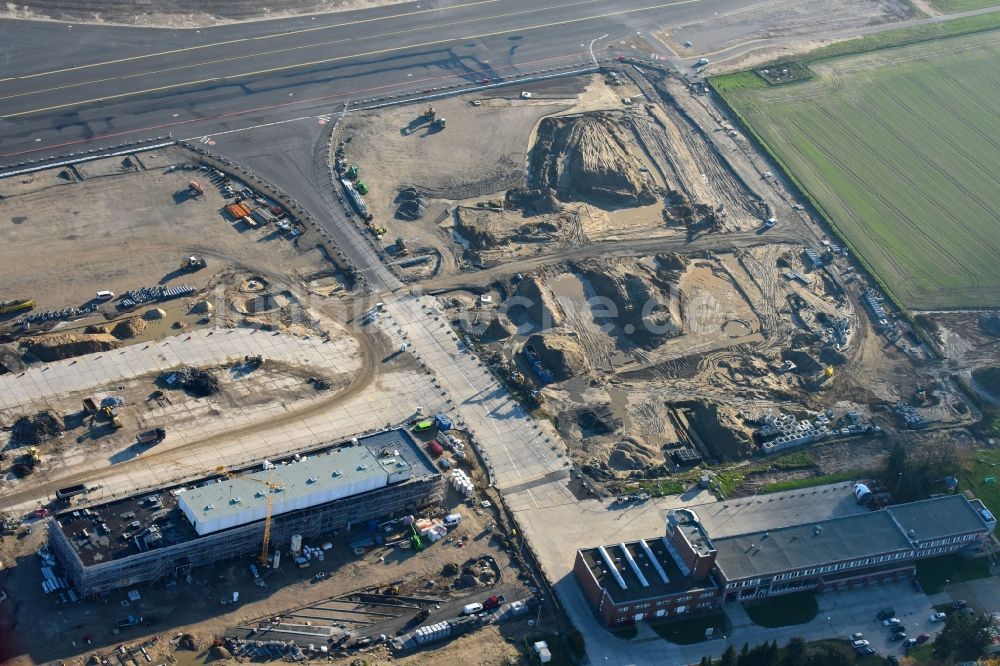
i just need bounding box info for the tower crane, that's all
[167,459,279,568]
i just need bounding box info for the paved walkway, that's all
[0,326,359,413]
[378,295,570,490]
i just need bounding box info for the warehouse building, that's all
[49,429,443,596]
[576,494,995,625]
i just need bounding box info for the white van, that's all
[462,602,483,615]
[95,290,115,301]
[444,513,462,528]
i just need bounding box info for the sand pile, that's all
[526,332,588,381]
[111,316,147,340]
[530,114,658,207]
[607,436,658,471]
[454,206,564,251]
[574,258,680,350]
[22,332,120,361]
[507,276,564,331]
[480,314,516,342]
[505,187,563,215]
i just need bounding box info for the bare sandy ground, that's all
[0,0,411,28]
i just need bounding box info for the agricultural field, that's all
[715,30,1000,310]
[932,0,1000,12]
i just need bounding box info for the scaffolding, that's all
[49,429,444,596]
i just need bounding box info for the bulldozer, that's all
[100,406,123,429]
[424,104,436,120]
[181,255,207,272]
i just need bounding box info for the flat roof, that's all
[888,495,988,542]
[580,537,717,604]
[178,446,409,534]
[713,495,991,582]
[713,510,912,582]
[55,429,437,566]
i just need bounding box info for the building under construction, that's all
[48,429,443,596]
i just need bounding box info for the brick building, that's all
[574,494,995,626]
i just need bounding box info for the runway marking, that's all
[5,0,509,81]
[0,0,606,103]
[1,0,703,120]
[0,49,588,158]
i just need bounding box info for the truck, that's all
[55,484,89,501]
[115,615,143,629]
[483,594,506,610]
[136,428,166,447]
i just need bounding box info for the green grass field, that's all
[715,31,1000,309]
[932,0,1000,12]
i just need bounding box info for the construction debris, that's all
[159,366,220,397]
[11,411,64,446]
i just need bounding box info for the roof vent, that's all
[814,525,823,535]
[255,490,266,498]
[358,464,368,471]
[332,470,342,477]
[204,504,214,511]
[307,476,318,484]
[230,497,241,504]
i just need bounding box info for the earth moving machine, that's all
[0,299,34,315]
[188,181,204,197]
[181,255,207,272]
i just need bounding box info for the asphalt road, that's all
[0,0,753,161]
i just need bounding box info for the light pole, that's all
[895,472,903,494]
[943,578,950,595]
[590,34,609,66]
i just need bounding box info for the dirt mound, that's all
[454,206,565,251]
[973,366,1000,398]
[656,252,689,275]
[505,187,563,215]
[507,276,563,331]
[111,316,147,340]
[607,436,657,471]
[781,349,822,374]
[143,308,166,320]
[480,315,516,342]
[396,198,428,220]
[526,332,588,381]
[208,645,231,661]
[573,258,680,350]
[530,114,657,207]
[979,315,1000,337]
[11,411,64,446]
[190,300,213,314]
[22,332,121,362]
[675,400,752,461]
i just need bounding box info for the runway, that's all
[0,0,741,160]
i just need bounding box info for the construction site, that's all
[328,67,978,500]
[0,41,996,666]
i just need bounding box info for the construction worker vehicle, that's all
[0,299,35,315]
[136,428,166,447]
[188,181,204,197]
[181,255,207,271]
